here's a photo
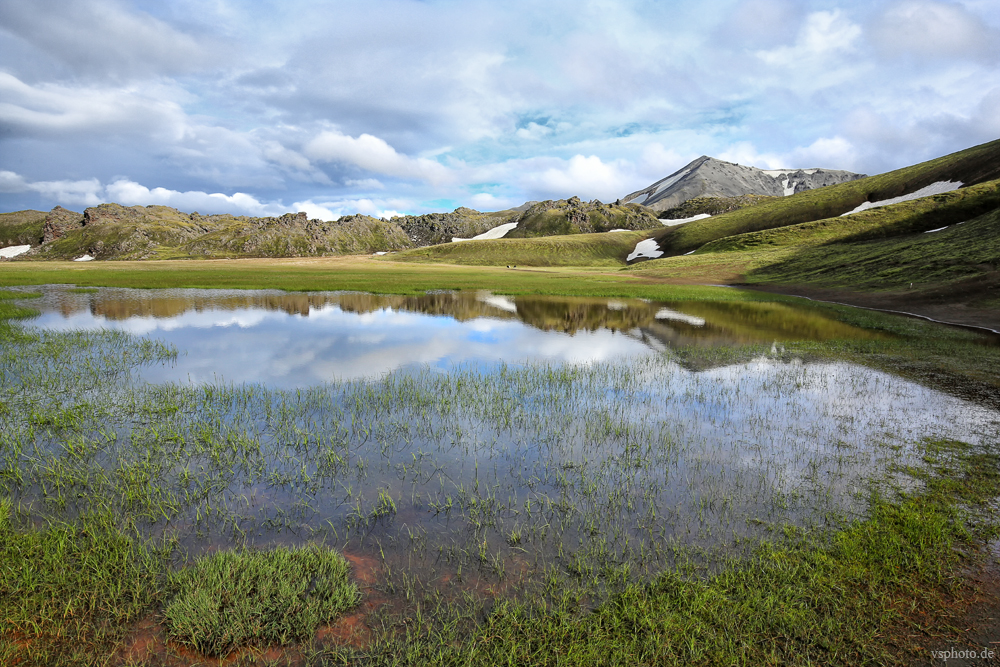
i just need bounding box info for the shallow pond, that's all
[23,286,889,386]
[3,285,999,610]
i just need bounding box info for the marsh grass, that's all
[0,287,998,665]
[0,501,173,666]
[164,545,359,656]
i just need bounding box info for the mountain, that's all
[645,138,1000,258]
[622,156,866,213]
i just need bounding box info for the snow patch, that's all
[654,308,705,327]
[781,177,795,196]
[627,239,663,262]
[452,221,518,243]
[683,250,696,255]
[373,251,388,255]
[0,245,31,258]
[74,254,94,262]
[842,181,963,216]
[608,228,630,232]
[660,213,711,226]
[924,226,948,233]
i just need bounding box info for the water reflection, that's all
[22,286,889,387]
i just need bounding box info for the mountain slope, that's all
[622,156,866,213]
[645,138,1000,257]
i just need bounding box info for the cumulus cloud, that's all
[870,0,1000,62]
[104,180,284,216]
[468,193,516,211]
[304,130,453,186]
[0,170,103,206]
[2,0,1000,216]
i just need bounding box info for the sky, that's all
[1,0,998,220]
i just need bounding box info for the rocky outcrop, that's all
[657,195,779,220]
[41,206,84,242]
[623,156,866,212]
[394,207,519,246]
[506,197,661,237]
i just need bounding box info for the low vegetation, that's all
[392,229,653,266]
[657,194,779,220]
[651,137,1000,255]
[165,546,359,656]
[630,174,1000,305]
[0,209,46,247]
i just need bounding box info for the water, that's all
[4,285,999,609]
[22,286,887,386]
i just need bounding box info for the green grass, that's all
[164,545,359,656]
[392,230,654,266]
[0,210,46,248]
[628,176,1000,302]
[0,255,796,301]
[0,503,172,666]
[744,198,1000,293]
[653,137,1000,255]
[347,439,1000,666]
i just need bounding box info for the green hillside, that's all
[391,230,653,267]
[0,210,47,247]
[651,138,1000,255]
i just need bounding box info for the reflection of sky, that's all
[29,305,654,388]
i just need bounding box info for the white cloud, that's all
[345,178,386,190]
[515,122,553,140]
[531,155,632,201]
[757,10,862,66]
[0,0,218,79]
[788,136,859,170]
[104,179,281,216]
[468,193,514,211]
[304,129,453,185]
[0,72,186,137]
[871,0,1000,62]
[0,170,103,206]
[0,170,28,193]
[718,137,859,171]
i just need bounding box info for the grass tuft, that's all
[163,544,360,656]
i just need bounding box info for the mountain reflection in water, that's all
[24,286,886,387]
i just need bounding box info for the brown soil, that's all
[897,541,1000,666]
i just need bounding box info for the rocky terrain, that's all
[623,156,866,213]
[505,197,661,237]
[0,197,659,261]
[655,194,779,220]
[19,204,413,260]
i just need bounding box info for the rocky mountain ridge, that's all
[623,156,866,213]
[1,197,661,261]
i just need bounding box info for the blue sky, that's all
[1,0,998,219]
